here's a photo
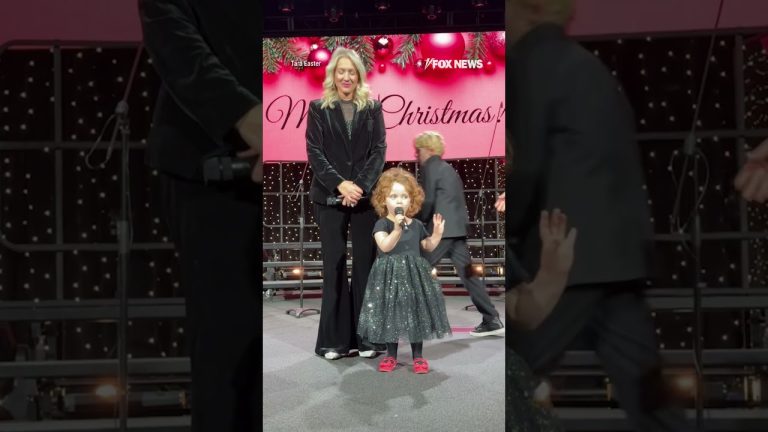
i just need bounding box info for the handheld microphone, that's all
[394,207,408,231]
[326,196,343,206]
[202,156,252,182]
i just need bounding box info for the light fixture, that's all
[471,0,488,7]
[374,0,391,11]
[422,2,442,20]
[94,384,117,399]
[671,373,697,397]
[278,1,294,13]
[325,0,344,23]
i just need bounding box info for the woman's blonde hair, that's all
[320,47,374,111]
[413,131,445,156]
[372,168,424,218]
[506,0,573,26]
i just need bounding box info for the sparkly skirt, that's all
[506,348,563,432]
[357,254,452,344]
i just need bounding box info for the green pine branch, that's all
[392,34,421,70]
[322,36,348,53]
[276,37,307,71]
[466,32,487,61]
[263,38,281,74]
[349,36,375,72]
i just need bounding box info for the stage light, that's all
[533,380,552,408]
[748,376,762,403]
[292,268,303,276]
[672,373,697,397]
[325,0,344,23]
[278,1,294,13]
[374,0,390,11]
[422,2,442,20]
[94,384,117,399]
[498,266,504,276]
[470,0,488,7]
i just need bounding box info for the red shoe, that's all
[378,356,397,372]
[413,358,429,374]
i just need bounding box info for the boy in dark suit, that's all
[414,131,504,337]
[505,0,692,430]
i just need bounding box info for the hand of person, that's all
[509,209,577,330]
[235,103,263,183]
[338,180,363,206]
[537,209,577,278]
[236,147,263,183]
[393,213,405,230]
[342,196,357,207]
[494,192,505,212]
[236,103,261,153]
[735,138,768,203]
[432,213,445,236]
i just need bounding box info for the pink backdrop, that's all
[2,0,767,45]
[263,33,505,162]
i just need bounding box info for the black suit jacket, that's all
[506,24,654,288]
[417,156,469,238]
[306,99,387,204]
[139,0,261,180]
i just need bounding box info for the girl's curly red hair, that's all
[371,168,424,218]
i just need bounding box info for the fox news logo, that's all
[424,58,484,70]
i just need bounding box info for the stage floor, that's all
[262,295,506,432]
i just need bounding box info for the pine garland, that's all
[264,35,431,74]
[263,37,307,73]
[277,38,307,71]
[318,36,375,72]
[466,32,487,62]
[348,36,375,72]
[263,39,281,74]
[392,34,420,70]
[322,36,347,53]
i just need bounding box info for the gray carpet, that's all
[263,295,505,432]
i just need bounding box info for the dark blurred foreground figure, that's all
[504,0,693,431]
[139,1,262,430]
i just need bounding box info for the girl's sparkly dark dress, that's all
[506,344,563,431]
[357,218,452,343]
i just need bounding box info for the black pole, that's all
[691,152,704,431]
[286,172,319,318]
[115,44,144,432]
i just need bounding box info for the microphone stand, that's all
[465,193,487,312]
[682,134,705,431]
[114,44,143,432]
[286,176,319,318]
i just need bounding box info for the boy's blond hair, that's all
[413,131,445,156]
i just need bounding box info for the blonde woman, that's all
[306,47,387,360]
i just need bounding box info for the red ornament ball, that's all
[308,46,331,65]
[308,47,332,81]
[420,33,466,61]
[413,58,426,75]
[483,59,496,74]
[378,62,387,73]
[488,31,506,59]
[374,36,394,59]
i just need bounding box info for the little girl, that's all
[357,167,452,374]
